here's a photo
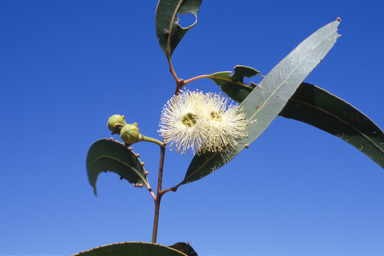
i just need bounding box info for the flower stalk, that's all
[142,135,165,147]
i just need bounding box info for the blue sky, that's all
[1,1,384,255]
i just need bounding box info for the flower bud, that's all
[120,123,143,145]
[107,115,127,134]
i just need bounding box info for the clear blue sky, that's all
[1,1,384,255]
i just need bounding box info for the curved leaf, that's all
[180,19,341,185]
[156,0,202,57]
[86,139,148,195]
[169,242,198,256]
[279,82,384,168]
[72,242,189,256]
[208,65,262,103]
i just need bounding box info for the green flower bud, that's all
[120,123,143,145]
[107,115,127,134]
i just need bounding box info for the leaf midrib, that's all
[245,29,338,127]
[91,156,148,185]
[167,1,184,58]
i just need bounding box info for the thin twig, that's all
[159,185,178,196]
[174,79,185,96]
[151,144,166,243]
[183,74,212,85]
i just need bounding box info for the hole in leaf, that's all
[245,76,262,86]
[178,13,196,28]
[229,70,263,86]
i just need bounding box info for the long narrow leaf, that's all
[180,19,341,185]
[279,82,384,168]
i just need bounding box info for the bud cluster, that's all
[107,115,143,146]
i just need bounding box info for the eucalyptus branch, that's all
[174,79,185,95]
[159,185,178,196]
[183,74,212,85]
[152,143,166,243]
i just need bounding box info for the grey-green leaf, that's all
[209,65,262,103]
[279,82,384,168]
[86,139,148,195]
[156,0,202,57]
[208,76,384,169]
[180,19,341,185]
[72,242,189,256]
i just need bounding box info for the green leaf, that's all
[156,0,202,57]
[169,242,198,256]
[279,82,384,168]
[208,65,262,103]
[86,139,148,195]
[203,76,384,168]
[180,19,341,185]
[72,242,190,256]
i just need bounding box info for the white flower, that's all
[159,90,207,154]
[201,92,248,153]
[159,89,247,155]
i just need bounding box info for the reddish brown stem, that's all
[174,78,185,96]
[151,145,166,243]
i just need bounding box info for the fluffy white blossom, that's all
[200,92,248,153]
[159,90,247,155]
